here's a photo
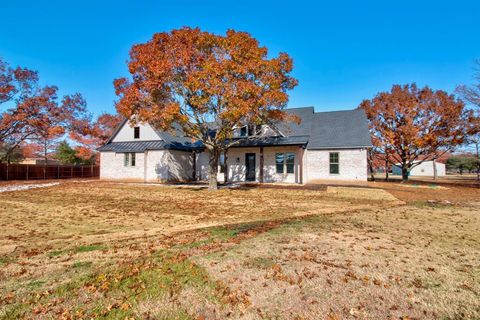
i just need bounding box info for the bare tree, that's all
[456,60,480,181]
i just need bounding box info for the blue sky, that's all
[1,0,479,117]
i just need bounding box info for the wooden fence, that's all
[0,164,100,181]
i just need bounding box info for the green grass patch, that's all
[411,201,452,209]
[75,244,107,253]
[0,256,10,266]
[47,249,64,257]
[209,222,261,239]
[27,280,45,288]
[7,249,219,319]
[173,223,266,251]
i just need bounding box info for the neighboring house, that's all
[98,107,372,184]
[18,158,61,165]
[392,160,446,177]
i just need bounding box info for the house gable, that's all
[111,120,161,143]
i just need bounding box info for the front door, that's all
[245,153,256,181]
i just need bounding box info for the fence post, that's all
[81,166,84,178]
[57,165,60,179]
[91,164,93,178]
[6,163,8,181]
[26,164,29,180]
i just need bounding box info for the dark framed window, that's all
[131,153,136,166]
[286,152,295,173]
[240,126,247,137]
[275,153,284,173]
[134,127,140,139]
[329,152,339,174]
[276,152,295,174]
[124,153,136,167]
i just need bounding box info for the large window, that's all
[134,127,140,139]
[219,152,226,173]
[124,153,136,167]
[276,152,295,174]
[275,153,284,173]
[329,152,339,174]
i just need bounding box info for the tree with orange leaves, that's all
[114,27,298,189]
[0,58,40,162]
[0,58,88,165]
[29,92,88,166]
[70,112,123,164]
[360,84,473,181]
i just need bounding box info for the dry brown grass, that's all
[197,204,480,319]
[0,180,478,319]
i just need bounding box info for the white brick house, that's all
[98,107,372,184]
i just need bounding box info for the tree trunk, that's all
[223,150,228,185]
[385,154,389,182]
[433,158,438,180]
[367,149,375,181]
[476,141,480,182]
[208,148,219,190]
[43,140,48,180]
[401,163,409,181]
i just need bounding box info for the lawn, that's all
[0,181,478,319]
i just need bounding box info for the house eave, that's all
[306,145,372,150]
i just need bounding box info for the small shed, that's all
[392,160,446,177]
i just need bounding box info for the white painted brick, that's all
[100,152,145,181]
[100,150,193,182]
[101,147,368,183]
[112,121,160,142]
[305,149,367,181]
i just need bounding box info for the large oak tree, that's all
[360,84,473,181]
[114,27,298,189]
[70,112,123,164]
[0,58,88,165]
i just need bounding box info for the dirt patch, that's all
[327,186,402,202]
[370,181,480,204]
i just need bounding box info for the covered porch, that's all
[218,136,309,184]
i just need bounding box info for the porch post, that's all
[259,147,264,183]
[192,151,196,181]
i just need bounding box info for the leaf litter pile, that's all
[0,181,479,319]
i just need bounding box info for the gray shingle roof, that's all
[280,107,372,149]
